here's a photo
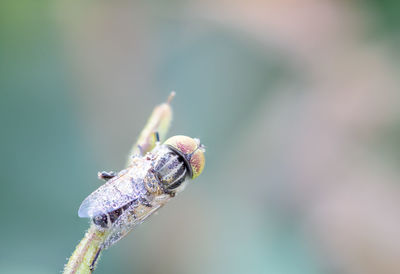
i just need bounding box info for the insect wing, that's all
[103,194,171,248]
[78,173,138,218]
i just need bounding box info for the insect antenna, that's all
[90,246,103,271]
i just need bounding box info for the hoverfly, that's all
[78,135,205,268]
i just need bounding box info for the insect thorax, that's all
[152,146,188,192]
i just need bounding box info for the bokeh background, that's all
[1,1,400,273]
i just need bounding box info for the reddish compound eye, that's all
[164,135,205,179]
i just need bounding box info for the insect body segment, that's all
[78,135,205,249]
[153,149,187,192]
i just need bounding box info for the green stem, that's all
[63,93,174,274]
[63,226,106,274]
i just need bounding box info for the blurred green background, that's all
[1,1,400,273]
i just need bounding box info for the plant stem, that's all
[63,93,174,274]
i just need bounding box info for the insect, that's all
[78,134,205,268]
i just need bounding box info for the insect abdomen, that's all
[93,202,133,228]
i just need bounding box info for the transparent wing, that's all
[78,157,154,218]
[102,194,171,248]
[78,171,145,218]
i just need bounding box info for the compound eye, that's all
[164,135,205,179]
[189,147,205,179]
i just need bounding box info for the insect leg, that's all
[139,196,153,207]
[97,171,117,181]
[154,131,160,143]
[90,246,103,271]
[153,131,161,148]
